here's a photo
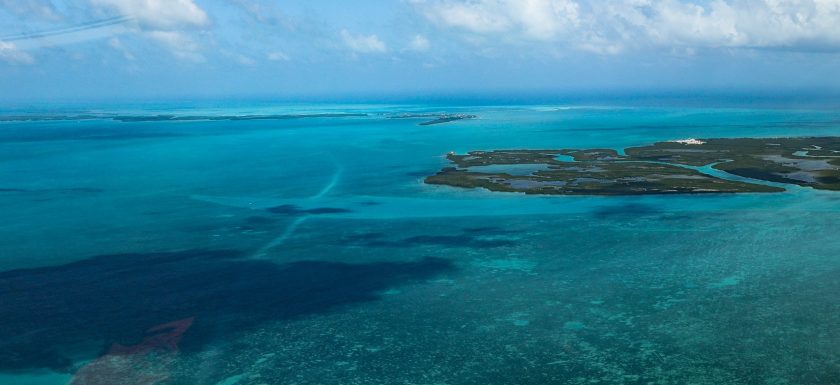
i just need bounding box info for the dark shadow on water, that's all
[461,226,520,235]
[0,250,453,372]
[266,204,353,215]
[342,232,389,242]
[339,231,516,249]
[404,235,514,248]
[0,187,104,195]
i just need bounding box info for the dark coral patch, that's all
[0,250,452,372]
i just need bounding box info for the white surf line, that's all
[252,162,344,259]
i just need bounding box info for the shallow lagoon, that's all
[1,102,839,384]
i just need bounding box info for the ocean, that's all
[1,100,839,384]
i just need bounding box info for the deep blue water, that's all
[1,102,839,384]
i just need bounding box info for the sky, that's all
[1,0,840,102]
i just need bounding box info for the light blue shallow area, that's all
[1,102,839,384]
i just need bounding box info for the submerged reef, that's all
[427,137,840,195]
[0,250,452,372]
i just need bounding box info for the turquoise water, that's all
[1,103,839,384]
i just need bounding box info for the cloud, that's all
[267,51,290,61]
[412,0,580,41]
[0,16,132,50]
[412,0,840,53]
[0,0,61,20]
[508,0,580,40]
[230,0,296,30]
[235,53,255,66]
[146,30,204,61]
[89,0,209,29]
[407,34,431,52]
[107,37,135,60]
[615,0,840,50]
[340,29,387,53]
[414,0,511,34]
[0,41,35,64]
[85,0,211,62]
[0,0,210,64]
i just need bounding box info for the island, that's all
[112,113,368,122]
[0,113,369,122]
[425,137,840,195]
[387,113,477,126]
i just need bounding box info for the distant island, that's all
[426,137,840,195]
[387,113,477,126]
[0,113,370,122]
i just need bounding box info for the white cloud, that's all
[0,0,61,20]
[86,0,211,61]
[635,0,840,49]
[89,0,209,29]
[340,29,388,53]
[267,51,290,61]
[0,42,35,64]
[218,49,257,66]
[414,0,511,34]
[510,0,580,40]
[413,0,840,53]
[407,34,432,52]
[108,37,135,60]
[231,0,296,30]
[0,0,210,63]
[235,53,255,66]
[146,30,204,61]
[412,0,579,41]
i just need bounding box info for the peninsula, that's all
[426,137,840,195]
